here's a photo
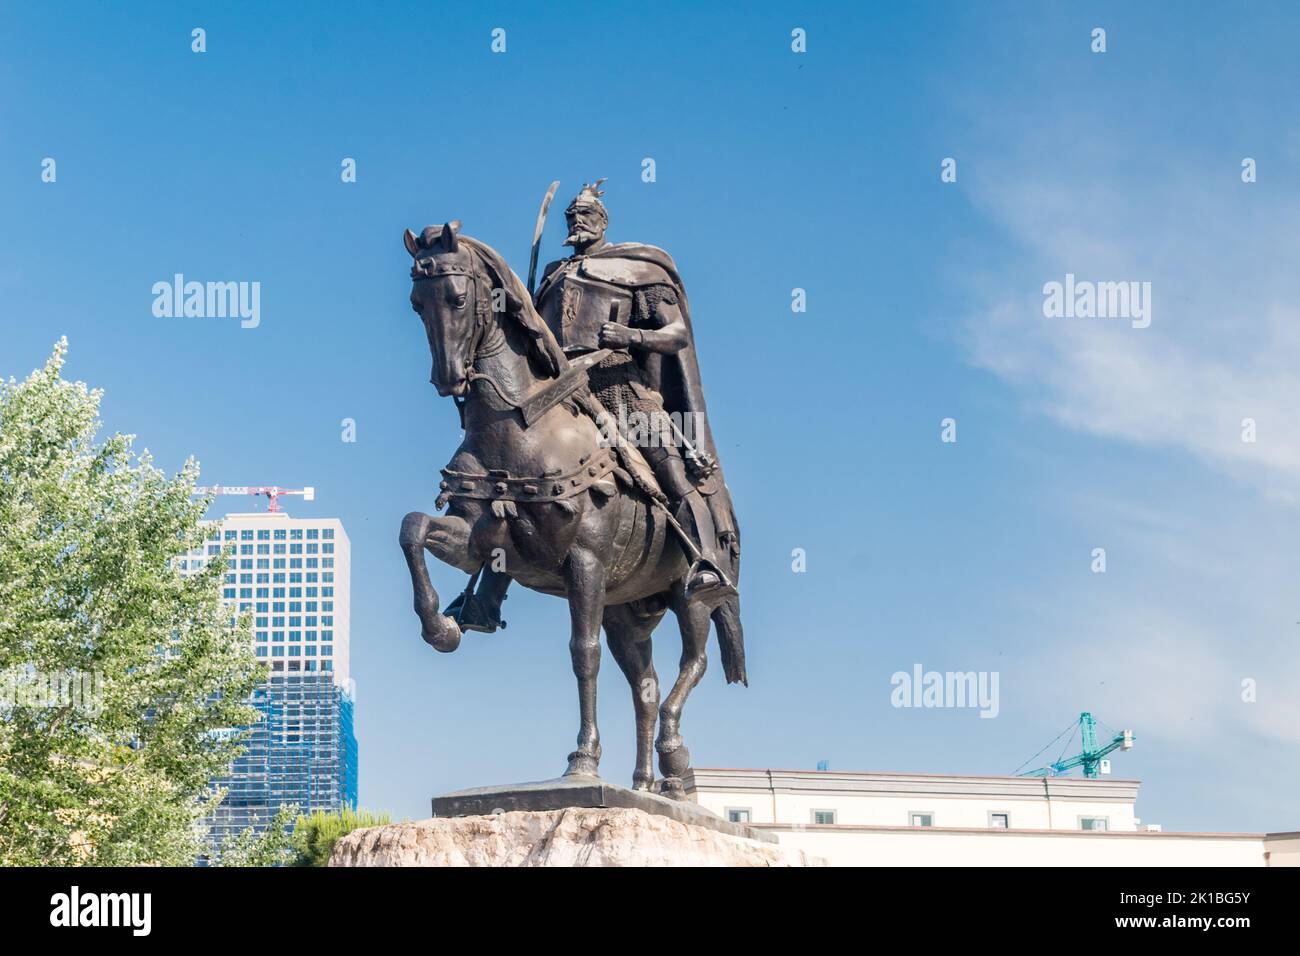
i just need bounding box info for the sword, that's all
[527,180,561,298]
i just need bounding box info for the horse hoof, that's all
[631,772,655,792]
[658,776,686,801]
[421,615,462,653]
[564,752,600,777]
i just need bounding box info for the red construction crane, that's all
[196,485,316,513]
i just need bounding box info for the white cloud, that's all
[959,143,1300,499]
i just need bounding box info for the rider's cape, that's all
[536,243,746,685]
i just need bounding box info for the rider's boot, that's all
[445,567,511,633]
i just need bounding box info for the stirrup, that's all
[684,558,737,608]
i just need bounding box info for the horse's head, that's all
[405,222,568,398]
[406,221,481,397]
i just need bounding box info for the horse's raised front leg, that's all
[657,582,710,799]
[563,547,606,777]
[399,510,472,653]
[603,602,665,791]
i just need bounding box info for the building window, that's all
[812,809,836,825]
[1080,817,1109,831]
[989,812,1009,829]
[909,812,934,827]
[726,808,751,824]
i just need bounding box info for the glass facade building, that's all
[181,511,358,853]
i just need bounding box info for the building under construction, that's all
[178,499,359,852]
[205,672,358,847]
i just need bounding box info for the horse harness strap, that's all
[437,446,622,510]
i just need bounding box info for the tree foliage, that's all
[290,807,392,867]
[209,803,299,867]
[0,340,262,865]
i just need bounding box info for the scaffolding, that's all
[205,673,358,850]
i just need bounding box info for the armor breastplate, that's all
[538,261,634,354]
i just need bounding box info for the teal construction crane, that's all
[1015,712,1135,779]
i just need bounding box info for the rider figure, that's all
[446,181,737,632]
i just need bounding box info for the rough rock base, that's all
[329,807,816,867]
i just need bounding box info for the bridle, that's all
[413,249,517,413]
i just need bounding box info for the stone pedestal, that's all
[431,775,774,842]
[329,805,816,867]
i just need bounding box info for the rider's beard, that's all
[564,227,599,247]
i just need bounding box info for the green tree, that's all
[210,803,299,867]
[290,807,392,867]
[0,340,262,865]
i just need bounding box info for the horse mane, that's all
[411,224,567,380]
[464,237,567,379]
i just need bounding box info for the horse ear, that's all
[403,228,420,257]
[442,221,459,252]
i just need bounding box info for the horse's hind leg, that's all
[657,583,710,800]
[603,602,666,791]
[563,547,606,778]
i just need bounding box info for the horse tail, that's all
[713,595,746,686]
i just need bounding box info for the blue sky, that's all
[3,1,1298,832]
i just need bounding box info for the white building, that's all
[686,767,1299,866]
[178,511,351,688]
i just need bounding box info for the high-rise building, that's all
[178,510,358,850]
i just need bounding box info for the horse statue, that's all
[398,221,745,797]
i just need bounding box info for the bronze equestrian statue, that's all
[398,187,744,798]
